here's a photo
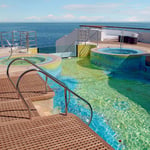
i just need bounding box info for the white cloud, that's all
[63,14,75,19]
[47,14,54,18]
[62,3,150,22]
[140,7,150,15]
[141,10,150,15]
[45,14,75,21]
[25,16,41,20]
[64,4,120,10]
[125,16,139,22]
[79,16,104,22]
[0,4,8,8]
[120,6,150,22]
[64,3,121,13]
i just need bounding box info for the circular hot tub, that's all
[90,47,144,72]
[0,54,62,76]
[99,48,142,55]
[0,55,49,66]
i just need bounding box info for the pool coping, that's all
[91,47,149,56]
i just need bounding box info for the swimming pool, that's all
[98,48,143,55]
[53,57,150,150]
[91,47,144,72]
[0,54,62,77]
[0,56,49,65]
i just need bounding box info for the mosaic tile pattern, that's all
[61,57,150,150]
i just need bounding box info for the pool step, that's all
[0,72,55,103]
[0,113,114,150]
[0,99,39,123]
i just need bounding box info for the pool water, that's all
[91,47,144,72]
[0,55,52,65]
[56,57,150,150]
[98,48,143,54]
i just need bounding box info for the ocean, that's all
[0,22,150,53]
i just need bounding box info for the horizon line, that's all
[0,21,150,23]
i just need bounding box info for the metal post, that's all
[26,32,29,52]
[35,32,37,48]
[12,31,14,47]
[64,88,68,115]
[1,32,4,47]
[87,28,90,44]
[20,32,22,47]
[7,58,93,125]
[0,32,2,47]
[45,75,48,93]
[97,30,99,46]
[120,30,124,49]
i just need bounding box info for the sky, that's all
[0,0,150,22]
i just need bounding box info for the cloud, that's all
[79,16,104,22]
[64,3,121,13]
[24,13,105,22]
[139,7,150,15]
[0,4,8,8]
[125,16,139,22]
[63,14,75,19]
[62,3,150,22]
[25,14,57,21]
[64,4,120,10]
[47,14,54,18]
[120,6,150,22]
[25,16,41,20]
[45,14,75,21]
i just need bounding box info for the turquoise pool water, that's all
[0,55,52,65]
[98,48,143,54]
[91,48,144,72]
[50,57,150,150]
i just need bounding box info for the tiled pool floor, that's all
[61,57,150,150]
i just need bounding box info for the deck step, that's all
[0,72,55,102]
[0,99,39,123]
[0,113,114,150]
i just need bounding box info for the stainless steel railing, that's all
[5,39,13,59]
[7,58,93,125]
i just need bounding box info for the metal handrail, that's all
[5,39,13,59]
[79,28,100,45]
[7,58,93,125]
[64,41,76,53]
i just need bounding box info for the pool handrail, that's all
[7,58,93,125]
[5,39,13,59]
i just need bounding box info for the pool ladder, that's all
[7,58,93,125]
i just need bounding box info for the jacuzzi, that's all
[90,47,145,72]
[0,53,62,77]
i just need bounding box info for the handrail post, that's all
[6,39,13,59]
[16,69,37,119]
[0,32,2,47]
[12,31,14,47]
[45,75,48,93]
[120,30,124,49]
[26,32,29,53]
[64,88,68,115]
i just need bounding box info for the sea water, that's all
[0,22,150,53]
